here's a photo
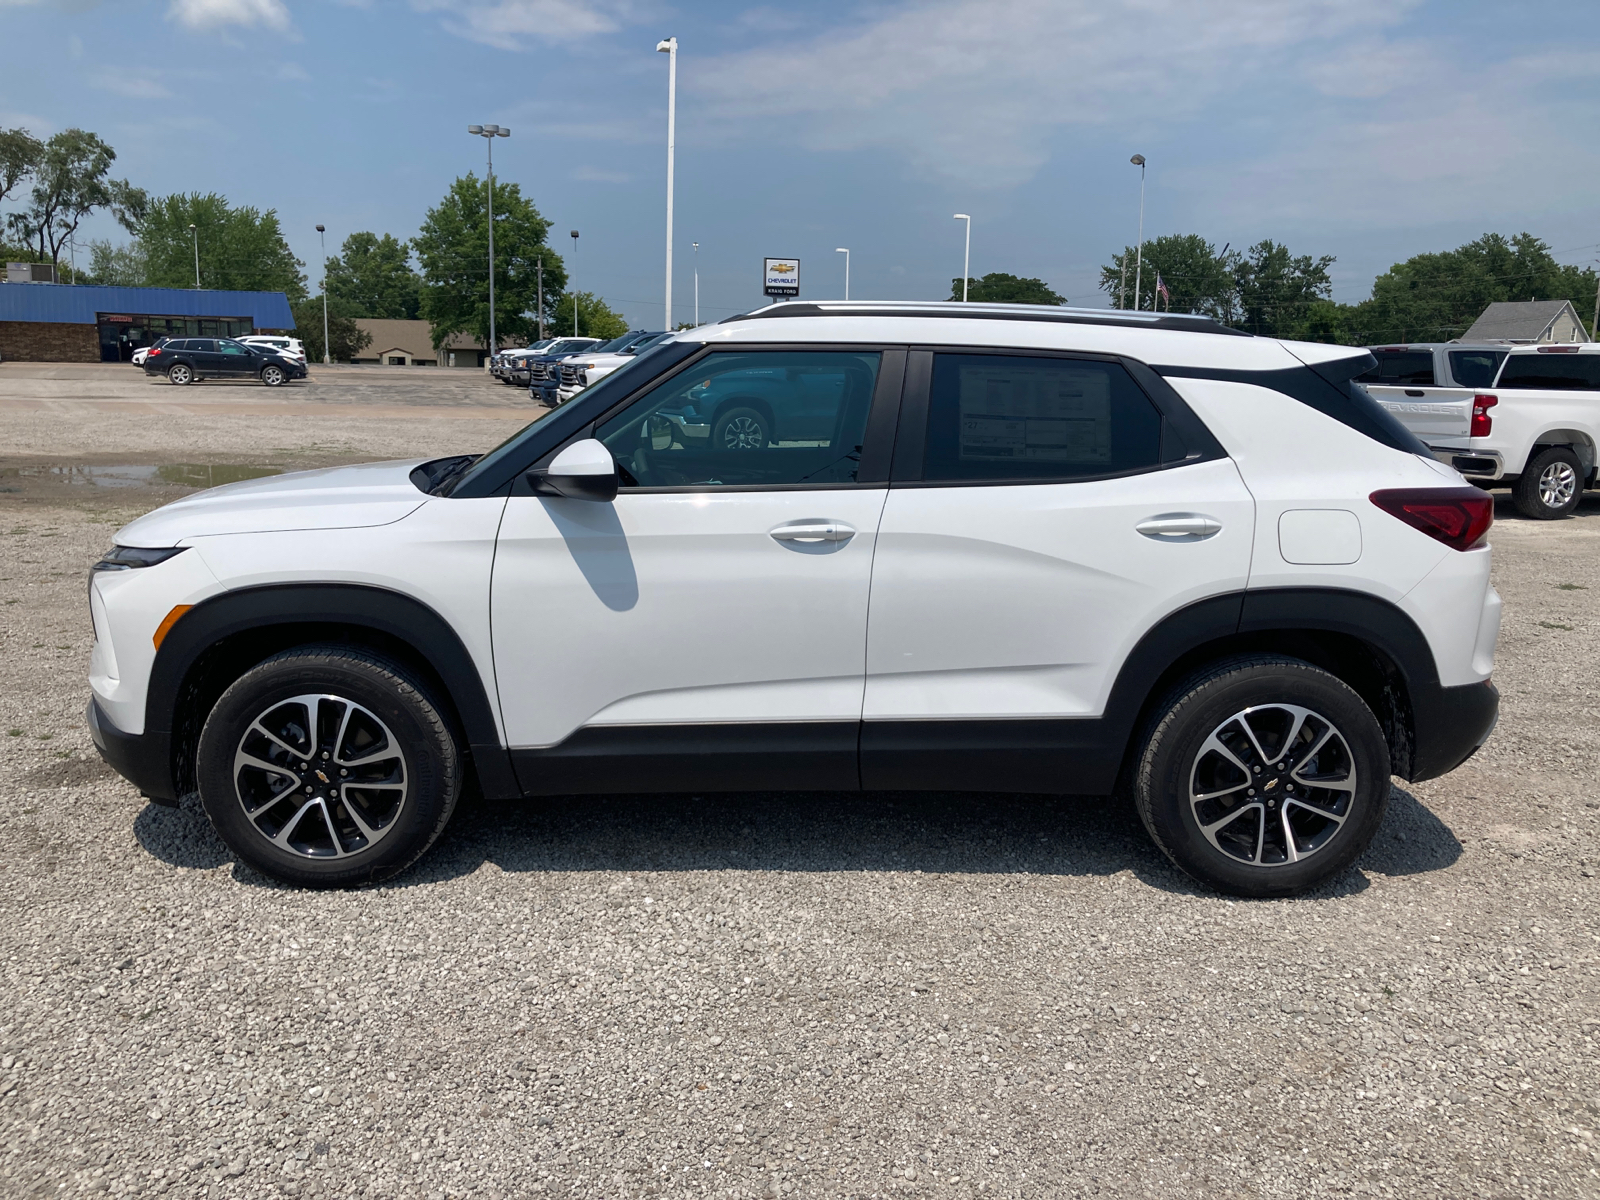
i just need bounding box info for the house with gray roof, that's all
[1460,299,1590,344]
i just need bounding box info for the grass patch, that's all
[1556,582,1588,591]
[1538,621,1573,631]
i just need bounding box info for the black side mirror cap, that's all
[525,468,618,502]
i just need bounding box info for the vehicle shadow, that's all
[131,782,1463,897]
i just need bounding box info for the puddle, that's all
[0,463,283,489]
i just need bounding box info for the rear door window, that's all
[1447,350,1506,389]
[1357,350,1436,386]
[1496,353,1600,391]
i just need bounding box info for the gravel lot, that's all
[1,366,1597,1200]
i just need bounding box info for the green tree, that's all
[1343,233,1597,344]
[412,174,566,351]
[1233,240,1336,338]
[1100,235,1238,319]
[553,291,628,340]
[85,238,147,286]
[291,297,371,363]
[138,193,306,298]
[949,272,1064,304]
[0,127,42,208]
[5,129,145,268]
[324,232,422,319]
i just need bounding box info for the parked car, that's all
[1363,342,1599,518]
[238,335,308,366]
[89,301,1498,896]
[555,331,670,401]
[141,337,308,387]
[131,337,168,367]
[493,341,553,383]
[502,339,596,387]
[522,336,605,403]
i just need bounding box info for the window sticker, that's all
[956,363,1111,463]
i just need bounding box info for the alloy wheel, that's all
[721,416,765,450]
[262,365,285,386]
[232,693,409,859]
[1538,461,1578,510]
[1188,703,1357,867]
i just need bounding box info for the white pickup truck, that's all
[1363,342,1599,519]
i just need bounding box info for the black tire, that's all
[712,405,770,450]
[195,646,460,887]
[1512,447,1583,519]
[167,363,193,386]
[1133,655,1390,897]
[260,364,286,387]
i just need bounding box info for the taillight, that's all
[148,347,162,356]
[1370,487,1493,551]
[1470,394,1497,438]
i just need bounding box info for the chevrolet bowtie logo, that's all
[1263,777,1279,791]
[315,770,330,783]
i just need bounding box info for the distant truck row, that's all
[1360,342,1600,519]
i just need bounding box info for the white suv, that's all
[238,335,307,366]
[86,302,1501,896]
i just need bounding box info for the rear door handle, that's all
[1136,513,1222,541]
[770,520,855,543]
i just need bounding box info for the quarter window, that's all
[1447,350,1505,389]
[595,350,881,488]
[922,354,1163,483]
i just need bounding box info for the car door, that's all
[185,338,222,377]
[861,349,1255,792]
[216,339,254,377]
[491,345,903,794]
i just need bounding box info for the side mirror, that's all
[527,438,618,502]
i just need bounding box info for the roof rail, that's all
[719,300,1251,337]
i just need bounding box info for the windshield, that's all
[545,339,592,355]
[525,339,552,351]
[591,335,635,353]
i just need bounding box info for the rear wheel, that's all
[196,646,460,887]
[1134,656,1390,897]
[713,406,770,450]
[261,364,286,387]
[167,363,193,386]
[1512,447,1582,519]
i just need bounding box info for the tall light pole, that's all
[189,223,199,289]
[315,224,330,365]
[692,241,699,327]
[468,123,510,362]
[953,215,971,301]
[835,248,850,300]
[657,37,678,330]
[1130,154,1146,311]
[569,230,580,336]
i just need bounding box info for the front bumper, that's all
[1408,677,1498,782]
[87,696,176,804]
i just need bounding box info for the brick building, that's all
[0,282,295,363]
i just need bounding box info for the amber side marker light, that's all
[1369,487,1494,551]
[152,605,193,650]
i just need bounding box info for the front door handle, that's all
[1136,513,1222,541]
[770,520,855,543]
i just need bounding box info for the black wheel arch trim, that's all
[144,583,516,802]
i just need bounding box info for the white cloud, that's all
[693,0,1423,188]
[92,68,172,99]
[410,0,642,47]
[166,0,290,32]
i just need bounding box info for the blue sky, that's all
[4,0,1600,330]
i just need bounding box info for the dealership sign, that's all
[763,257,799,298]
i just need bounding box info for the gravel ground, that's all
[0,388,1596,1200]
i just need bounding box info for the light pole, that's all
[835,248,850,301]
[692,242,699,327]
[569,230,580,336]
[953,215,971,301]
[315,224,330,365]
[537,257,545,341]
[657,36,677,330]
[468,123,510,362]
[1130,154,1146,311]
[189,223,199,289]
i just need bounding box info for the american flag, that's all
[1156,274,1171,308]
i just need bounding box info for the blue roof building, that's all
[0,281,296,362]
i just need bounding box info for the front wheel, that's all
[712,406,770,451]
[1512,447,1582,519]
[1133,656,1390,897]
[261,364,286,387]
[196,646,460,887]
[167,363,193,386]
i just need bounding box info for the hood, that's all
[115,459,430,546]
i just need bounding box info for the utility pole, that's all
[1130,154,1146,311]
[657,36,678,330]
[468,124,510,361]
[570,230,580,336]
[537,257,545,341]
[1591,259,1599,342]
[189,223,199,289]
[316,224,330,365]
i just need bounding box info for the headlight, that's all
[94,546,188,571]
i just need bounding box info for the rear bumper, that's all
[1408,678,1498,782]
[1428,445,1505,480]
[87,696,176,803]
